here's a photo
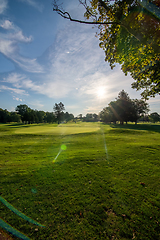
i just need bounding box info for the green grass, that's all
[0,122,160,240]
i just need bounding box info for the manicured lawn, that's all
[0,122,160,239]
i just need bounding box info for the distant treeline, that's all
[0,104,74,124]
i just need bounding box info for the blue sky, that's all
[0,0,159,116]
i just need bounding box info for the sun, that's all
[96,86,106,99]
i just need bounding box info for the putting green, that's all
[14,123,100,135]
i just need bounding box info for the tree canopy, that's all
[53,102,65,124]
[100,90,150,124]
[53,0,160,98]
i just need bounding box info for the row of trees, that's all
[77,113,99,122]
[0,103,74,124]
[0,109,21,123]
[77,110,160,124]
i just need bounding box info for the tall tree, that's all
[100,90,149,124]
[15,104,31,123]
[114,90,136,124]
[53,0,160,98]
[53,102,65,124]
[132,99,150,123]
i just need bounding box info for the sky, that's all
[0,0,159,117]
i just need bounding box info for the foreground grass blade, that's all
[0,218,31,240]
[0,196,45,227]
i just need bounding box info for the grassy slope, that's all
[0,123,160,240]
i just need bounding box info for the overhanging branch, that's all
[53,8,118,25]
[52,0,141,41]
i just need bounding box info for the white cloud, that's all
[0,37,43,72]
[0,85,28,95]
[3,72,71,98]
[21,78,73,98]
[2,73,25,84]
[0,0,7,14]
[0,18,43,73]
[13,56,43,73]
[0,19,13,29]
[0,39,17,55]
[28,100,44,109]
[1,20,32,43]
[10,30,33,43]
[13,96,23,101]
[19,0,43,12]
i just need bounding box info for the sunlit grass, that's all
[0,123,160,240]
[11,122,100,135]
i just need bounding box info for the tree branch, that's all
[52,0,141,41]
[79,0,98,21]
[53,8,118,25]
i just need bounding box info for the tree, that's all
[44,112,56,123]
[114,90,137,124]
[149,112,160,123]
[0,108,10,123]
[132,99,150,123]
[15,104,31,123]
[100,106,116,123]
[53,0,160,98]
[10,112,21,123]
[100,90,149,124]
[35,110,45,123]
[85,113,93,122]
[93,113,99,122]
[0,109,22,123]
[53,102,65,124]
[64,112,74,122]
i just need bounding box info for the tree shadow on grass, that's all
[8,123,38,129]
[108,123,160,133]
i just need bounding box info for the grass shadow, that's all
[108,123,160,133]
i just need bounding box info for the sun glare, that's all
[97,86,106,99]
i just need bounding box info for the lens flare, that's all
[31,188,37,194]
[61,144,67,150]
[100,127,109,163]
[53,144,67,163]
